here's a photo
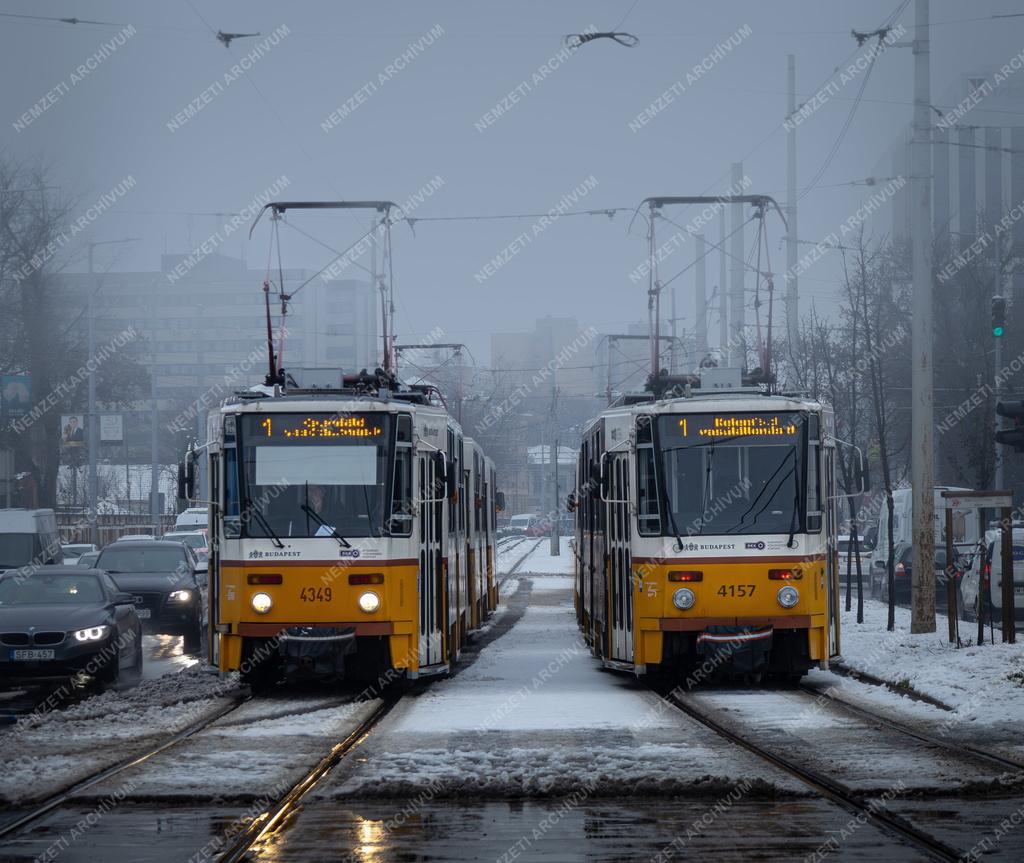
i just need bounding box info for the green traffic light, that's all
[994,326,1005,337]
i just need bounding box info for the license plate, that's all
[10,649,55,661]
[135,608,151,619]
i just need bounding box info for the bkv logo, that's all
[339,549,361,559]
[745,541,766,550]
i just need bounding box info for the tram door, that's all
[607,452,633,661]
[418,453,445,668]
[824,446,840,657]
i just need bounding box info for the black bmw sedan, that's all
[0,566,143,687]
[95,540,205,654]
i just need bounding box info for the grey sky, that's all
[3,0,1021,362]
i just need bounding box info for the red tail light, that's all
[348,573,384,585]
[668,571,703,582]
[247,574,282,585]
[895,562,906,577]
[769,569,802,580]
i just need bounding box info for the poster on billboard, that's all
[100,413,123,443]
[1,375,31,420]
[61,414,85,447]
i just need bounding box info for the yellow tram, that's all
[572,389,839,682]
[185,374,500,690]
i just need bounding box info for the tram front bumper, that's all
[277,626,357,680]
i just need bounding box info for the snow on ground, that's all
[79,695,382,801]
[838,598,1024,728]
[0,666,241,805]
[496,538,539,573]
[318,563,804,799]
[518,539,576,576]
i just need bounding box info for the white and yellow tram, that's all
[189,377,500,690]
[572,389,839,681]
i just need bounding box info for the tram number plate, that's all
[717,584,756,598]
[299,587,333,603]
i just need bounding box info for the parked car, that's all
[61,543,98,561]
[76,551,100,568]
[95,540,206,654]
[509,513,542,535]
[0,508,63,571]
[960,529,1024,621]
[174,506,208,531]
[870,542,959,607]
[0,565,142,688]
[163,531,209,561]
[836,535,870,585]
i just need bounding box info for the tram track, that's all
[799,681,1024,774]
[497,537,544,589]
[213,695,401,863]
[660,686,965,862]
[0,691,249,842]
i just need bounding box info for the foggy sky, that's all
[3,0,1020,364]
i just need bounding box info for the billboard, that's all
[100,413,124,443]
[1,375,31,420]
[61,414,85,447]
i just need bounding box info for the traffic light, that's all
[992,296,1007,337]
[995,400,1024,452]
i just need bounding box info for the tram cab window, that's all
[636,417,661,536]
[655,412,808,536]
[388,415,413,536]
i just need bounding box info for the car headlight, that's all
[672,588,696,610]
[73,625,110,642]
[169,589,193,603]
[251,592,273,614]
[358,591,380,613]
[777,586,800,608]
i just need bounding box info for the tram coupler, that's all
[696,626,773,675]
[278,626,357,681]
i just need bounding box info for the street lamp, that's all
[87,237,140,544]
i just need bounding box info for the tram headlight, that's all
[358,591,380,613]
[777,586,800,609]
[672,588,696,611]
[251,592,273,614]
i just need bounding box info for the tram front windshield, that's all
[655,412,808,536]
[238,413,393,539]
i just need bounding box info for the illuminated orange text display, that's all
[258,415,384,439]
[676,414,799,439]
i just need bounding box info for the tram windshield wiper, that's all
[246,501,285,549]
[301,502,352,548]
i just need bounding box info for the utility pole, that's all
[550,436,560,556]
[729,162,745,366]
[87,238,138,545]
[149,279,161,536]
[719,209,728,357]
[696,233,708,360]
[785,54,799,368]
[995,239,1005,492]
[910,0,935,632]
[670,287,678,374]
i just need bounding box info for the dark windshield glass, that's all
[239,413,394,539]
[0,573,104,604]
[0,534,37,568]
[166,534,205,549]
[656,412,805,536]
[97,546,187,573]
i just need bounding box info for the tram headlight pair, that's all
[777,586,800,609]
[672,588,696,610]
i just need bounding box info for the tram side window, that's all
[389,416,413,536]
[806,414,821,532]
[636,418,661,536]
[224,448,240,537]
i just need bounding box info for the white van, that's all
[174,506,208,531]
[509,513,541,534]
[960,528,1024,620]
[0,508,63,570]
[869,487,980,586]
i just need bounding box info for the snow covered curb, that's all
[0,666,242,806]
[838,600,1024,724]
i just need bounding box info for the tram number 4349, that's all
[300,587,333,602]
[717,584,756,597]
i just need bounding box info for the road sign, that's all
[100,413,124,443]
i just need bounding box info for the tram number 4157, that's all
[300,587,333,602]
[717,584,756,597]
